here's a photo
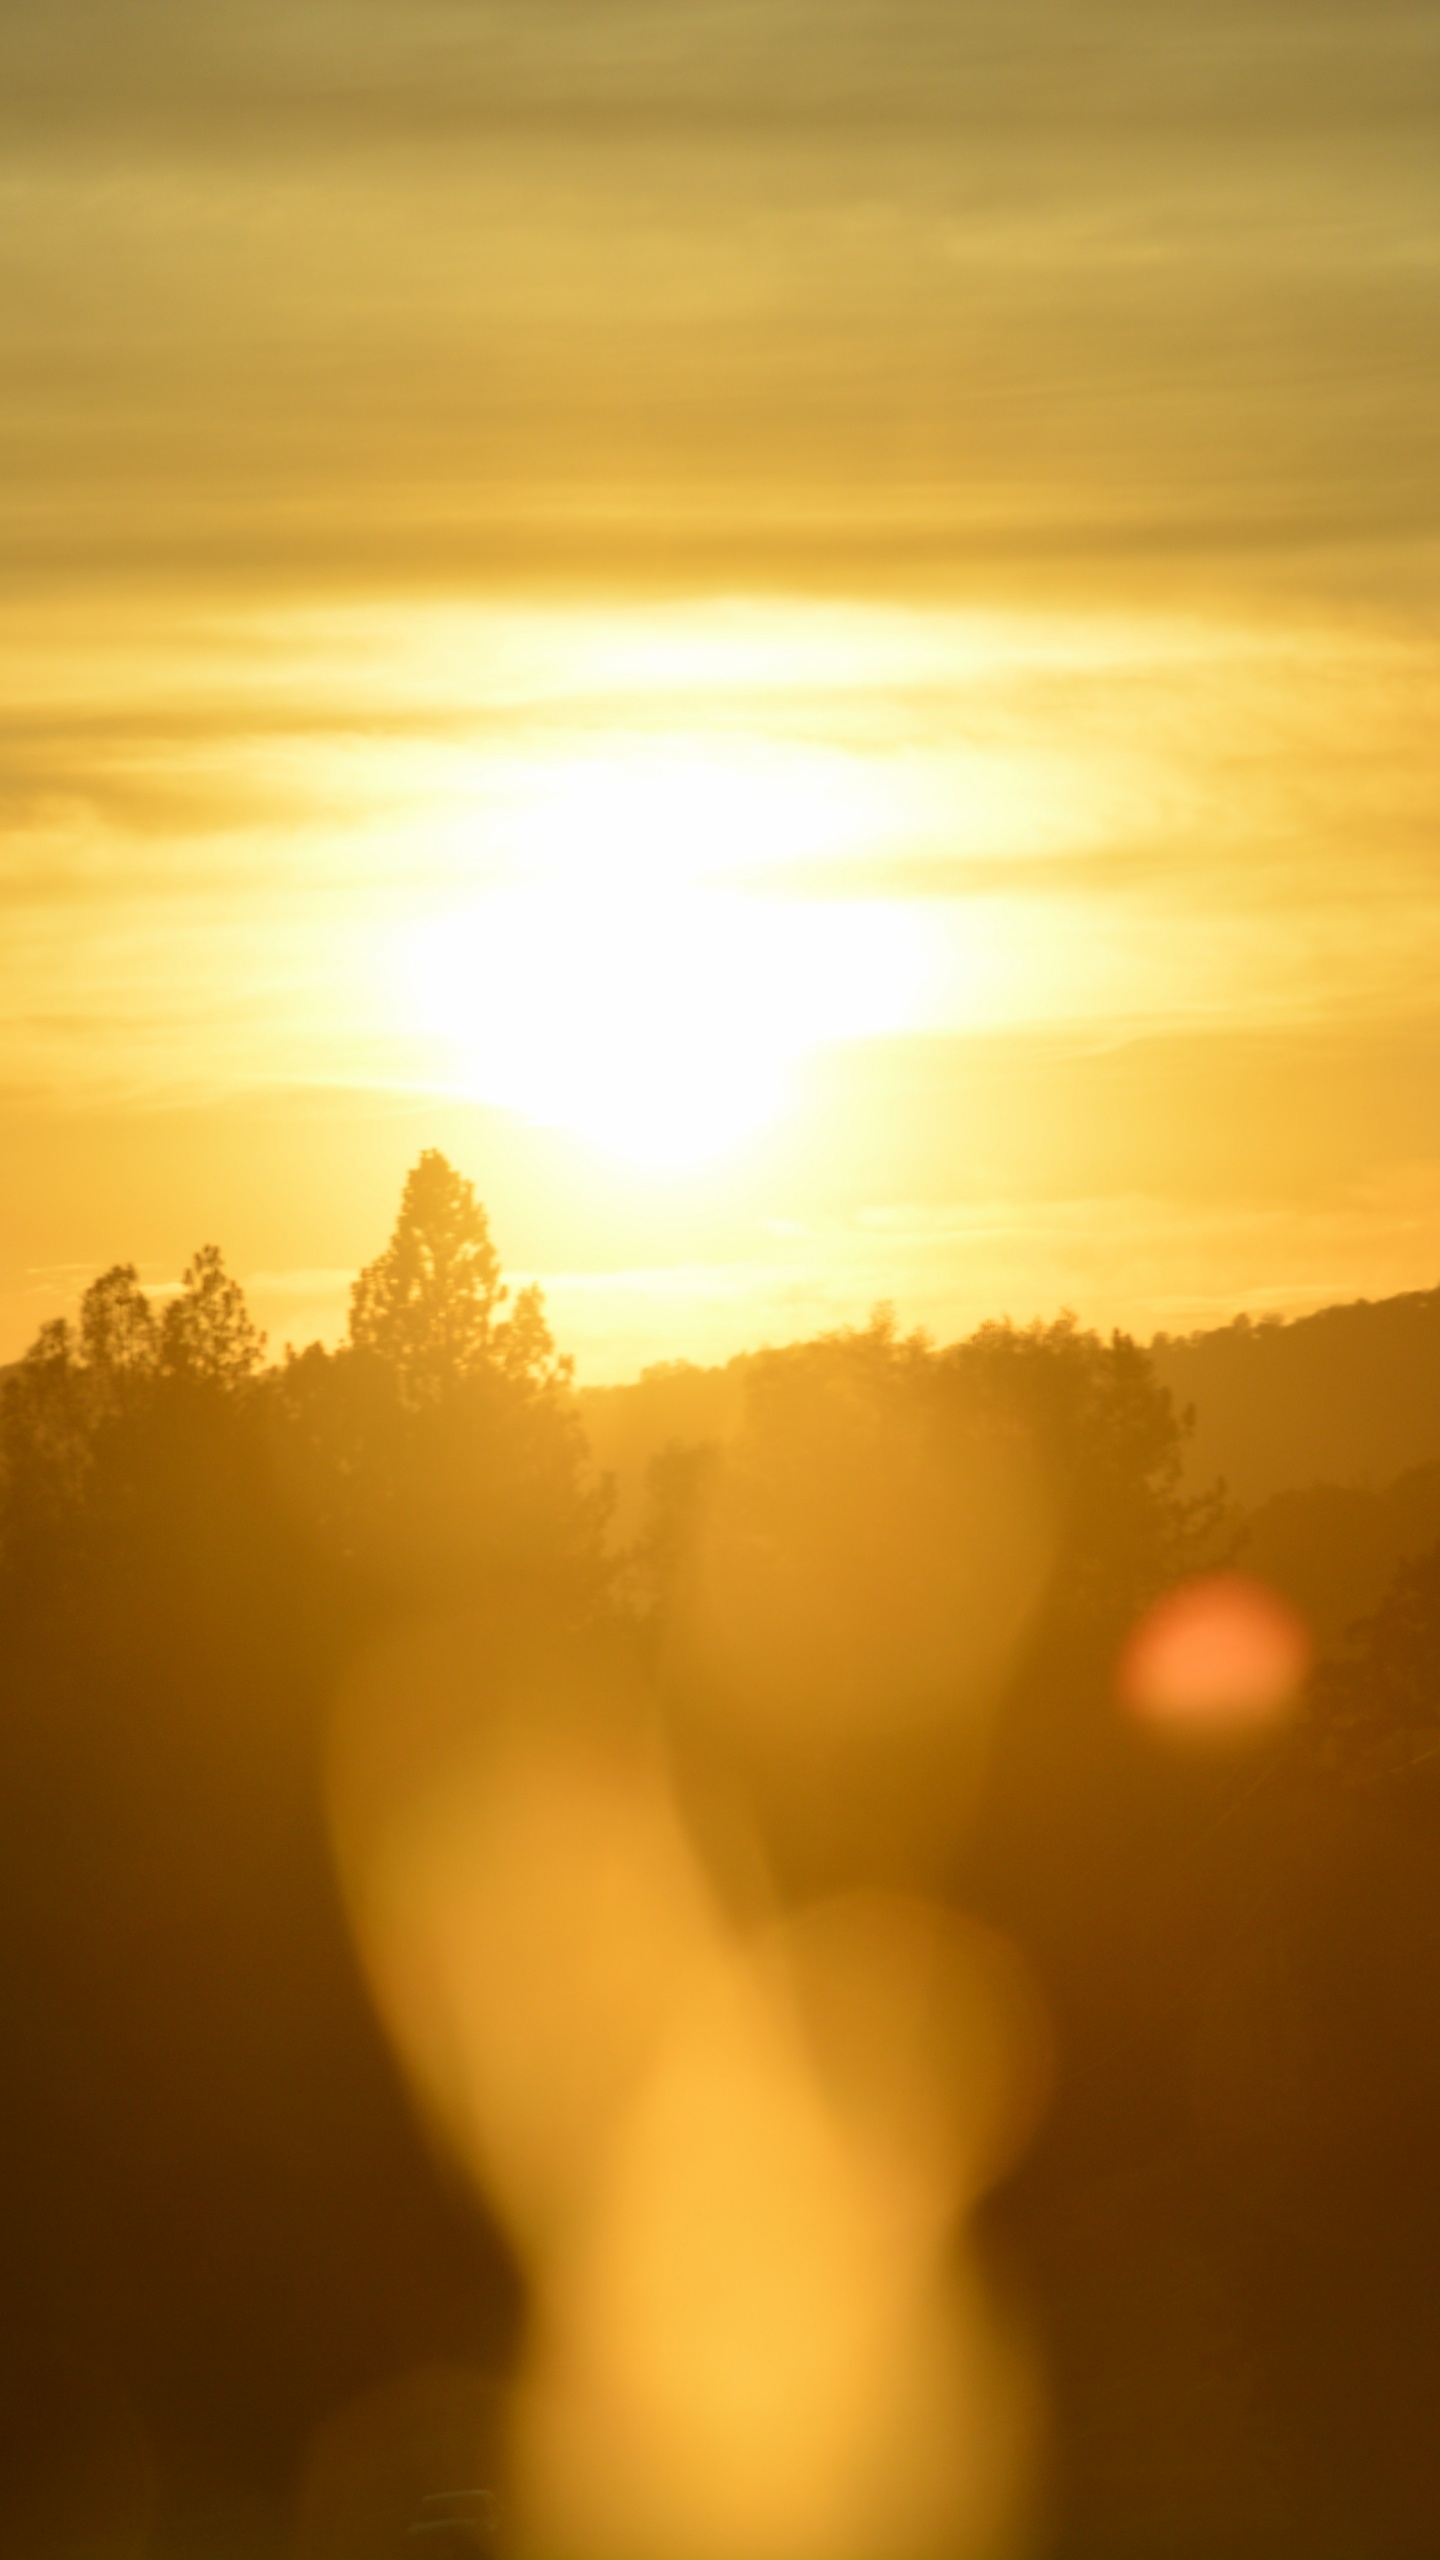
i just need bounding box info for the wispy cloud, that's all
[1,0,1434,598]
[1,0,1436,1372]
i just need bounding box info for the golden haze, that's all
[2,0,1439,1368]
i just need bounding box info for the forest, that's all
[5,1150,1440,2560]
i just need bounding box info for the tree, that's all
[0,1252,267,1572]
[159,1245,266,1387]
[273,1153,607,1613]
[944,1312,1226,1646]
[349,1151,509,1404]
[1310,1537,1440,1782]
[0,1247,514,2556]
[79,1262,158,1395]
[0,1314,92,1542]
[644,1308,1218,1673]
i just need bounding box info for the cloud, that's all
[0,0,1434,1387]
[0,0,1434,601]
[2,2,1435,150]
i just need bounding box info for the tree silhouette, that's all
[0,1181,522,2549]
[78,1261,158,1394]
[272,1152,606,1616]
[642,1308,1220,1679]
[1310,1535,1440,1781]
[0,1250,267,1567]
[349,1150,508,1404]
[160,1244,266,1387]
[0,1312,92,1540]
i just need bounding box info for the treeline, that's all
[4,1152,1440,2556]
[0,1155,604,2560]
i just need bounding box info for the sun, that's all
[435,883,807,1170]
[396,739,923,1172]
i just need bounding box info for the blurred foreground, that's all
[4,1156,1440,2556]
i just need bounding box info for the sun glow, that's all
[399,741,928,1170]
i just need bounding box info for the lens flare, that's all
[329,1634,1047,2560]
[1119,1571,1312,1739]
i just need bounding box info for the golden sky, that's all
[3,0,1439,1374]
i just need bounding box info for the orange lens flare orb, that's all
[1119,1571,1312,1739]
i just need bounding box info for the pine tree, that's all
[348,1149,507,1403]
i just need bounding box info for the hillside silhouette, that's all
[587,1285,1440,1527]
[1153,1286,1440,1504]
[5,1167,1440,2556]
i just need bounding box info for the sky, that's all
[2,0,1438,1377]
